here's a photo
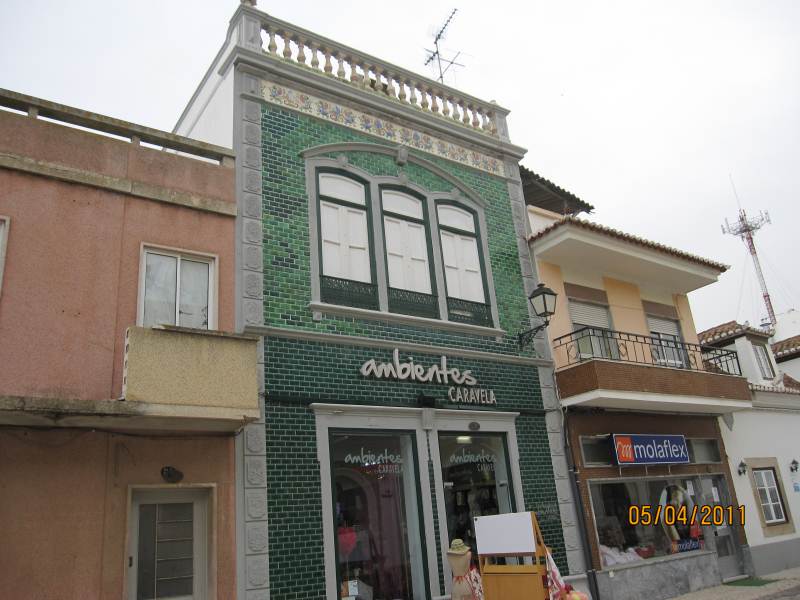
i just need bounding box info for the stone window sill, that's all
[308,301,505,338]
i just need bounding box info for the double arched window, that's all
[312,165,497,329]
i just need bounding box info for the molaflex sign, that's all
[613,434,690,465]
[359,349,497,406]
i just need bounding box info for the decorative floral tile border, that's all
[260,80,502,176]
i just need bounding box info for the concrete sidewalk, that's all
[670,568,800,600]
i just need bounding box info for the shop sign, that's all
[612,434,690,465]
[343,447,403,474]
[360,349,497,406]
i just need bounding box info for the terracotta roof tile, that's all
[698,321,773,345]
[772,334,800,360]
[528,216,729,272]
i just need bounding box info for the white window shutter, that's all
[440,230,484,302]
[568,301,611,329]
[384,217,431,293]
[321,201,371,283]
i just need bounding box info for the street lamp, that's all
[518,282,558,349]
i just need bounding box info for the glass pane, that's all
[179,260,209,329]
[762,502,775,522]
[768,487,780,504]
[319,173,365,205]
[143,253,177,327]
[689,439,721,464]
[439,433,513,566]
[137,504,157,600]
[757,487,770,505]
[331,431,425,600]
[158,503,193,522]
[772,502,785,522]
[156,522,193,541]
[155,577,193,598]
[383,190,423,219]
[156,540,193,560]
[157,557,193,579]
[581,436,613,465]
[590,479,702,567]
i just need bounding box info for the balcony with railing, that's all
[552,327,752,413]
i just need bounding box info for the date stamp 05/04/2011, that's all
[628,504,746,527]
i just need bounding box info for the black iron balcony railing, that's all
[552,327,742,376]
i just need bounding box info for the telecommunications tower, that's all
[722,207,776,327]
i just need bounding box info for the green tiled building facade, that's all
[258,101,566,598]
[174,7,579,597]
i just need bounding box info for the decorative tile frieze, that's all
[259,80,503,176]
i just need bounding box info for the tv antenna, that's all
[721,175,776,327]
[424,9,464,83]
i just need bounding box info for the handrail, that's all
[0,88,235,165]
[552,326,742,376]
[251,10,503,137]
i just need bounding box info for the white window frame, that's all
[311,403,524,598]
[306,158,502,334]
[126,487,211,600]
[753,344,775,380]
[137,244,218,330]
[753,468,788,525]
[0,215,9,299]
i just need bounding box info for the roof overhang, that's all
[532,224,723,293]
[560,388,751,414]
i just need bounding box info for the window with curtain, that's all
[318,171,378,310]
[381,189,438,318]
[141,249,213,329]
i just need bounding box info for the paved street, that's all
[670,568,800,600]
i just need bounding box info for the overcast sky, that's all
[1,0,797,333]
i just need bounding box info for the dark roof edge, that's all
[519,166,594,216]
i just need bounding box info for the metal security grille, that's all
[137,502,194,599]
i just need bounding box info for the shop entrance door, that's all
[699,475,744,580]
[437,433,515,562]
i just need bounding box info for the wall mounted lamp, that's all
[518,283,558,350]
[791,459,799,473]
[737,461,748,476]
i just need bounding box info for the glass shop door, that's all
[699,475,744,580]
[438,433,515,565]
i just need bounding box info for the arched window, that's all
[317,170,378,309]
[437,203,491,327]
[381,188,438,318]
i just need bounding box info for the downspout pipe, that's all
[559,397,602,600]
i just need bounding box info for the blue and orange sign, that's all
[613,434,690,465]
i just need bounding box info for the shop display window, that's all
[330,431,427,600]
[590,479,704,568]
[438,433,515,564]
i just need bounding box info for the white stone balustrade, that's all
[258,17,499,137]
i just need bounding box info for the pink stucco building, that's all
[0,90,259,599]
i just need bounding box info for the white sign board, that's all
[474,512,536,556]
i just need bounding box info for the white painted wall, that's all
[527,206,560,235]
[780,356,800,381]
[722,338,779,386]
[720,406,800,547]
[176,65,234,149]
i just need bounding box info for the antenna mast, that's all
[722,208,776,327]
[424,9,463,83]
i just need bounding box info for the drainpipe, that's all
[559,398,602,600]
